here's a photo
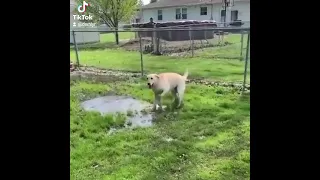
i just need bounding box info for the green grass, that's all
[100,32,136,43]
[70,80,250,180]
[199,34,249,60]
[70,33,250,83]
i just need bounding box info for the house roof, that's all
[142,0,249,9]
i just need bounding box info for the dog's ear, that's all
[155,74,160,79]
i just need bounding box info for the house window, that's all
[231,10,238,21]
[158,10,163,20]
[176,8,187,20]
[182,8,187,19]
[200,7,207,15]
[175,8,181,19]
[220,10,226,22]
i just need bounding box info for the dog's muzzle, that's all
[147,83,152,89]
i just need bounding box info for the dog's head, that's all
[146,74,160,89]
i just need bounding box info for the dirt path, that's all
[71,67,250,92]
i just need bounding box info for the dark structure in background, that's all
[132,20,218,41]
[131,20,217,54]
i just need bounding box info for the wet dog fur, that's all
[147,69,188,111]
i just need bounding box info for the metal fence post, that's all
[204,26,207,45]
[152,24,156,53]
[221,31,224,44]
[189,27,192,49]
[240,31,244,61]
[139,33,144,76]
[189,27,194,57]
[191,29,194,57]
[242,31,250,94]
[72,30,80,68]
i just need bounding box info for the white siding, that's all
[141,2,250,27]
[232,2,250,27]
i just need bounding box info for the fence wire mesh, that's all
[70,27,250,92]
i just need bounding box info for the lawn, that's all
[70,34,250,83]
[100,32,136,43]
[70,80,250,180]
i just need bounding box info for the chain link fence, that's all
[70,26,250,92]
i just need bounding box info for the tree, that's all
[138,0,143,6]
[75,0,138,44]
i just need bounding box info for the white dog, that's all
[147,69,188,111]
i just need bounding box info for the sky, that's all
[142,0,149,5]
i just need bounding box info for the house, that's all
[132,9,143,23]
[70,0,100,44]
[141,0,250,27]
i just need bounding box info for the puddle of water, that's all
[81,96,154,128]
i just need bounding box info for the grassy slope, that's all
[70,81,250,180]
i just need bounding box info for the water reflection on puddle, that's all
[81,96,154,128]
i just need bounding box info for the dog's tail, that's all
[183,68,189,81]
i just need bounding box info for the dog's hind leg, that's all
[171,88,179,105]
[176,84,186,108]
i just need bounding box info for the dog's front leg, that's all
[152,94,161,111]
[158,97,164,111]
[152,94,157,111]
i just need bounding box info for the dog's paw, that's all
[176,103,184,109]
[158,107,164,112]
